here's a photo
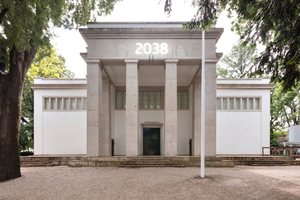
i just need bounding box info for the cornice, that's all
[217,84,274,90]
[79,28,224,42]
[31,84,87,90]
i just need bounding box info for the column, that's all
[125,60,139,157]
[193,77,201,156]
[205,62,217,156]
[164,59,178,156]
[101,78,111,156]
[87,61,102,156]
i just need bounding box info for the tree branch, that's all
[0,8,9,25]
[21,117,29,124]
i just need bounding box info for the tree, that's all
[164,0,300,90]
[0,0,118,182]
[217,41,257,78]
[270,82,300,146]
[20,46,74,153]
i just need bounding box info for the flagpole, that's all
[201,30,205,178]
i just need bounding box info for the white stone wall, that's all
[114,110,190,156]
[216,89,270,155]
[34,89,87,155]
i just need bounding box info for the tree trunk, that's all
[0,44,37,182]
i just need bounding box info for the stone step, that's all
[20,161,52,165]
[21,163,55,167]
[250,164,290,166]
[118,165,186,168]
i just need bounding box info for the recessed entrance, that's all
[143,128,160,155]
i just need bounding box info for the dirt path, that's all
[1,166,300,200]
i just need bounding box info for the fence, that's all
[262,147,300,158]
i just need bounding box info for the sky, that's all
[51,0,240,78]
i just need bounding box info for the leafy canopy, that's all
[20,46,74,152]
[0,0,120,66]
[217,41,258,78]
[164,0,300,90]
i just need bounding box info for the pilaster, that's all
[205,62,217,156]
[125,60,139,156]
[193,77,201,155]
[87,60,102,156]
[101,77,111,156]
[164,59,178,156]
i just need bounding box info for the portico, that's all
[80,22,223,157]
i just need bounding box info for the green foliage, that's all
[270,130,287,147]
[0,0,120,69]
[20,46,74,152]
[165,0,300,90]
[270,82,300,146]
[217,41,258,78]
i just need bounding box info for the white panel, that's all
[217,112,261,154]
[177,110,190,155]
[43,112,87,154]
[217,89,270,154]
[114,110,126,155]
[34,89,87,155]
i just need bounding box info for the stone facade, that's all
[80,22,223,157]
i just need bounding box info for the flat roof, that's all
[86,22,216,29]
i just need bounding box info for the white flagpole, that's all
[201,30,205,178]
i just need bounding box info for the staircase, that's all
[250,160,290,166]
[118,157,185,168]
[20,160,55,167]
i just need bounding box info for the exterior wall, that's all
[177,110,190,155]
[216,89,270,154]
[114,110,126,155]
[114,110,190,156]
[34,89,87,155]
[86,39,217,60]
[139,110,165,156]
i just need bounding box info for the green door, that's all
[143,128,160,155]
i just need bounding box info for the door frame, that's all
[140,122,163,156]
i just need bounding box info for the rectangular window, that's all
[242,98,247,110]
[229,98,234,110]
[116,91,122,109]
[57,98,63,110]
[70,98,76,110]
[123,92,126,109]
[248,98,253,109]
[51,98,56,110]
[182,91,188,109]
[217,97,261,111]
[156,91,161,109]
[177,91,182,109]
[44,98,50,110]
[77,98,82,110]
[116,89,186,110]
[223,98,228,109]
[43,97,86,111]
[64,98,69,110]
[143,91,148,109]
[177,90,189,109]
[149,91,155,109]
[83,98,87,110]
[216,98,221,110]
[255,98,260,110]
[236,98,241,109]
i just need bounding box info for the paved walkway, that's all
[1,166,300,200]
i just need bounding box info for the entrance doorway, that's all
[143,128,160,155]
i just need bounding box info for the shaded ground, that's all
[1,166,300,200]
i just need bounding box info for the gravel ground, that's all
[1,166,300,200]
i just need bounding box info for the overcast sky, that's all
[51,0,240,78]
